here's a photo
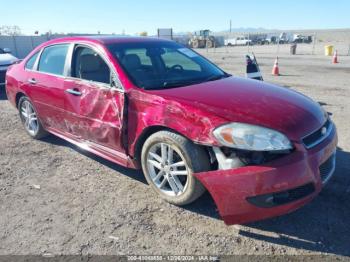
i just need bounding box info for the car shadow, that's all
[41,134,221,218]
[0,86,8,100]
[40,135,350,256]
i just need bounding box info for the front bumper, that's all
[194,124,338,225]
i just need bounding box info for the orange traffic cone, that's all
[272,57,280,76]
[333,50,338,64]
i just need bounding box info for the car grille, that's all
[0,70,6,85]
[302,119,332,149]
[319,152,336,184]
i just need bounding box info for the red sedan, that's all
[5,36,337,225]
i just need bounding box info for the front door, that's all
[63,45,126,154]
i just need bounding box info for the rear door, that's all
[24,44,70,132]
[63,44,126,153]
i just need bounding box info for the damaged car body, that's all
[5,36,337,225]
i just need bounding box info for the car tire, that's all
[18,96,48,139]
[141,130,210,206]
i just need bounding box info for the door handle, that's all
[65,88,82,96]
[28,78,37,84]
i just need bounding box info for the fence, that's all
[0,34,97,59]
[1,29,350,59]
[0,35,52,58]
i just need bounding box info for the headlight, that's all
[213,123,292,151]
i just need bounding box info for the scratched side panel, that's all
[127,89,226,157]
[64,79,126,153]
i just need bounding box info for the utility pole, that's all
[229,20,232,33]
[312,32,317,55]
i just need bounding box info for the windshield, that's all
[107,41,229,90]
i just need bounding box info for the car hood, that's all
[0,53,18,66]
[152,77,326,141]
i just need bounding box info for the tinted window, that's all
[107,42,227,90]
[162,48,200,71]
[72,46,110,84]
[25,52,39,70]
[38,44,69,75]
[125,48,152,65]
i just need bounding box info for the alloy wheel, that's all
[146,142,189,196]
[20,100,39,136]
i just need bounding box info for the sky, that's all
[1,0,350,35]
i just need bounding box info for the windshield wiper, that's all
[204,73,231,82]
[153,74,232,90]
[162,80,201,89]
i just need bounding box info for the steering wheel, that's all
[169,64,184,71]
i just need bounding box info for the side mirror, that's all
[3,48,12,54]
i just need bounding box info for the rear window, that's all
[38,44,69,76]
[25,52,39,70]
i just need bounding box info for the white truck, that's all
[225,36,252,46]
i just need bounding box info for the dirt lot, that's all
[0,42,349,257]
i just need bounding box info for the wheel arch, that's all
[15,92,26,108]
[133,125,195,166]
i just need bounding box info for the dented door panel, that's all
[63,78,126,153]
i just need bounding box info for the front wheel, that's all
[18,96,48,139]
[206,40,213,48]
[141,131,210,206]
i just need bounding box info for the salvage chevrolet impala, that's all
[5,37,337,225]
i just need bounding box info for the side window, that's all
[72,46,111,84]
[25,52,39,70]
[38,44,69,75]
[124,49,152,66]
[161,48,201,71]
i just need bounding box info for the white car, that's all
[225,37,252,46]
[0,48,18,85]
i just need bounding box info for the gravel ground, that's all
[0,43,349,257]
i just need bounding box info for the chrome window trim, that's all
[24,51,40,71]
[302,120,334,149]
[64,76,124,93]
[37,43,71,76]
[69,42,125,92]
[23,41,125,93]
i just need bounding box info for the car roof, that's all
[45,35,173,46]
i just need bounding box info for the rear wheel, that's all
[18,96,48,139]
[141,131,210,206]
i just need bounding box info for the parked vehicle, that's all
[0,48,18,85]
[251,36,269,45]
[188,30,217,48]
[6,37,337,225]
[278,32,290,44]
[293,34,313,44]
[265,36,278,44]
[225,36,252,46]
